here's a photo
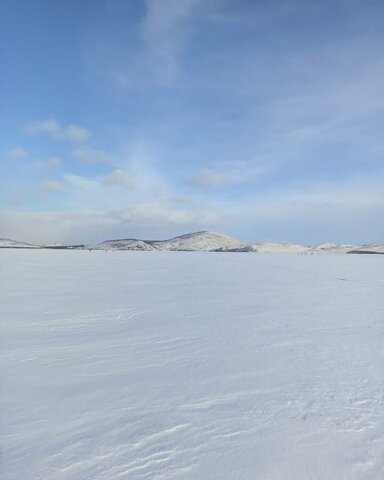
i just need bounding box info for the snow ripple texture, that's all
[1,250,384,479]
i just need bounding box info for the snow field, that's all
[1,250,384,479]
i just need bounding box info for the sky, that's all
[1,0,384,245]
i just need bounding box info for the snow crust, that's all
[2,250,384,479]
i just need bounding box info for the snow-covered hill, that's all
[154,231,246,251]
[253,242,308,253]
[96,239,157,251]
[0,238,40,248]
[1,233,382,254]
[347,244,384,254]
[227,242,308,253]
[96,233,366,254]
[97,231,246,251]
[307,242,357,254]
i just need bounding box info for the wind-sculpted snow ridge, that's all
[2,250,384,479]
[97,231,246,251]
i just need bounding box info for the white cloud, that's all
[35,157,62,169]
[0,204,227,244]
[188,161,270,188]
[118,203,222,227]
[102,169,134,189]
[64,174,99,190]
[25,119,90,142]
[71,148,114,164]
[25,119,60,136]
[7,197,23,207]
[230,172,384,243]
[3,169,384,245]
[188,169,225,187]
[64,125,90,142]
[40,180,65,194]
[141,0,202,80]
[8,147,27,159]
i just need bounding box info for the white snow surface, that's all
[2,250,384,480]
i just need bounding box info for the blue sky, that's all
[1,0,384,244]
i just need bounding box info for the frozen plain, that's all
[1,250,384,480]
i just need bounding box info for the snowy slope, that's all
[2,250,384,480]
[0,238,40,248]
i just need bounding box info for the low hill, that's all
[0,238,41,248]
[97,231,246,251]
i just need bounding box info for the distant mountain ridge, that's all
[1,232,383,254]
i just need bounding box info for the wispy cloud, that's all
[4,1,384,244]
[102,169,134,189]
[0,204,227,244]
[188,168,225,187]
[71,147,114,164]
[7,147,28,159]
[140,0,202,80]
[40,180,65,194]
[231,170,384,243]
[35,157,62,169]
[64,174,99,191]
[188,161,270,188]
[25,120,90,142]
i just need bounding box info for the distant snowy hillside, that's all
[348,244,384,254]
[154,231,245,251]
[96,231,246,251]
[253,242,308,253]
[227,242,308,253]
[93,233,382,254]
[308,243,357,254]
[0,238,40,248]
[1,232,381,253]
[96,239,156,251]
[231,241,361,254]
